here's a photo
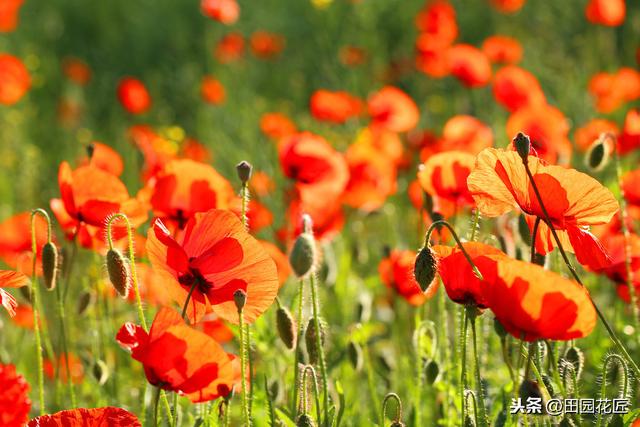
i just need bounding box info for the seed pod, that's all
[92,359,109,385]
[513,132,530,161]
[296,414,316,427]
[563,346,584,379]
[414,247,437,293]
[585,137,610,172]
[41,241,59,290]
[19,285,31,303]
[276,306,296,350]
[236,161,253,183]
[519,379,543,401]
[106,249,130,298]
[305,318,326,365]
[541,374,554,398]
[233,289,247,312]
[347,341,363,371]
[425,360,439,385]
[77,291,93,316]
[289,233,316,278]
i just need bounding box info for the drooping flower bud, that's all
[233,289,247,312]
[519,379,543,401]
[585,136,610,172]
[305,318,326,365]
[414,246,437,293]
[236,161,253,183]
[92,359,109,385]
[106,248,130,298]
[425,360,439,385]
[276,306,296,350]
[290,218,316,278]
[41,241,59,291]
[513,132,531,162]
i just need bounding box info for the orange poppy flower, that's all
[260,112,297,141]
[117,306,235,402]
[43,353,84,385]
[492,66,545,112]
[481,256,596,341]
[50,161,147,243]
[0,0,24,32]
[490,0,526,13]
[482,35,523,64]
[433,242,506,307]
[11,305,34,329]
[215,32,244,63]
[414,1,457,47]
[447,44,492,88]
[148,159,234,230]
[0,212,48,275]
[310,90,363,124]
[230,198,273,234]
[0,54,30,105]
[28,407,141,427]
[588,68,640,113]
[467,147,619,270]
[117,77,151,114]
[596,232,640,285]
[0,363,30,427]
[354,126,405,167]
[418,151,476,208]
[506,104,572,164]
[415,37,450,78]
[62,57,91,86]
[250,31,285,59]
[146,209,279,324]
[201,0,239,25]
[342,141,397,212]
[250,171,276,197]
[379,249,439,306]
[574,119,619,152]
[128,125,178,180]
[0,270,28,317]
[586,0,625,26]
[442,115,493,154]
[621,169,640,207]
[618,109,640,154]
[280,198,345,243]
[201,76,226,105]
[132,263,173,307]
[368,86,420,133]
[194,312,234,343]
[259,240,291,287]
[80,142,124,177]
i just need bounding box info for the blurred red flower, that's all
[447,44,492,88]
[201,76,226,105]
[310,90,363,124]
[490,0,526,13]
[574,119,618,152]
[117,77,151,114]
[0,54,30,105]
[43,353,84,385]
[418,151,476,215]
[0,212,48,276]
[201,0,239,25]
[28,407,140,427]
[482,35,523,64]
[260,112,297,141]
[0,364,30,427]
[215,32,244,63]
[588,68,640,113]
[492,65,545,112]
[368,86,420,133]
[415,1,457,46]
[618,109,640,154]
[250,31,285,59]
[586,0,625,26]
[0,0,24,32]
[80,142,124,177]
[62,57,92,86]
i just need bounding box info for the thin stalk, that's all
[55,284,76,406]
[459,309,468,426]
[153,386,161,427]
[238,307,251,426]
[309,273,330,426]
[30,209,48,415]
[423,220,483,281]
[292,278,305,417]
[469,313,488,427]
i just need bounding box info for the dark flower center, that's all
[178,259,213,294]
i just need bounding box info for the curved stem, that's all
[469,313,488,427]
[301,365,322,422]
[423,220,483,281]
[309,273,330,426]
[381,392,402,425]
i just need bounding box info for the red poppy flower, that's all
[596,232,640,285]
[128,125,178,180]
[574,119,619,152]
[260,113,297,141]
[117,307,235,402]
[443,115,493,153]
[482,35,523,64]
[0,270,28,317]
[28,407,140,427]
[146,209,279,324]
[62,57,91,86]
[194,312,234,343]
[259,240,291,287]
[201,76,226,105]
[621,169,640,207]
[467,147,619,270]
[80,142,124,177]
[493,66,545,112]
[586,0,625,26]
[11,305,35,329]
[0,364,30,427]
[0,212,48,275]
[148,159,234,230]
[490,0,526,13]
[418,151,476,208]
[181,138,212,163]
[310,90,363,124]
[481,256,596,341]
[250,171,276,197]
[231,199,273,234]
[618,109,640,154]
[447,44,492,88]
[0,54,30,105]
[0,0,24,32]
[506,104,572,164]
[215,32,244,63]
[415,1,457,46]
[355,126,405,167]
[415,36,450,78]
[368,86,420,133]
[201,0,239,25]
[50,161,147,245]
[588,68,640,113]
[43,353,84,385]
[433,242,506,307]
[379,249,439,306]
[117,77,151,114]
[250,31,285,59]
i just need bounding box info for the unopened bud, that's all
[92,359,109,385]
[41,241,59,290]
[296,414,316,427]
[233,289,247,312]
[236,161,252,183]
[305,318,326,365]
[289,233,316,278]
[276,306,296,350]
[513,132,531,162]
[585,136,610,172]
[563,346,584,379]
[77,290,93,315]
[106,249,130,298]
[414,247,437,293]
[519,379,543,401]
[425,360,439,385]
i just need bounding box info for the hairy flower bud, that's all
[513,132,531,162]
[276,306,296,350]
[233,289,247,312]
[41,241,59,291]
[425,360,440,385]
[296,414,316,427]
[290,233,316,278]
[414,246,437,293]
[77,290,93,316]
[236,161,253,183]
[305,318,326,365]
[106,249,130,298]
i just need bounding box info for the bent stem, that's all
[522,160,640,378]
[423,220,484,281]
[381,392,402,426]
[469,310,488,427]
[30,208,49,415]
[237,307,251,426]
[309,273,330,426]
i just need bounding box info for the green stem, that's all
[423,220,483,281]
[153,386,161,427]
[238,308,251,426]
[309,273,329,426]
[469,312,488,427]
[459,308,468,426]
[55,284,76,407]
[292,279,305,417]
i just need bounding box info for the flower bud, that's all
[92,359,109,385]
[233,289,247,312]
[585,136,610,172]
[563,346,584,379]
[519,379,543,401]
[414,246,437,293]
[464,415,476,427]
[305,318,326,365]
[390,422,405,427]
[106,249,130,298]
[276,306,296,350]
[425,360,439,385]
[41,241,59,291]
[77,290,93,316]
[296,414,316,427]
[513,132,531,162]
[289,233,316,278]
[236,161,253,183]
